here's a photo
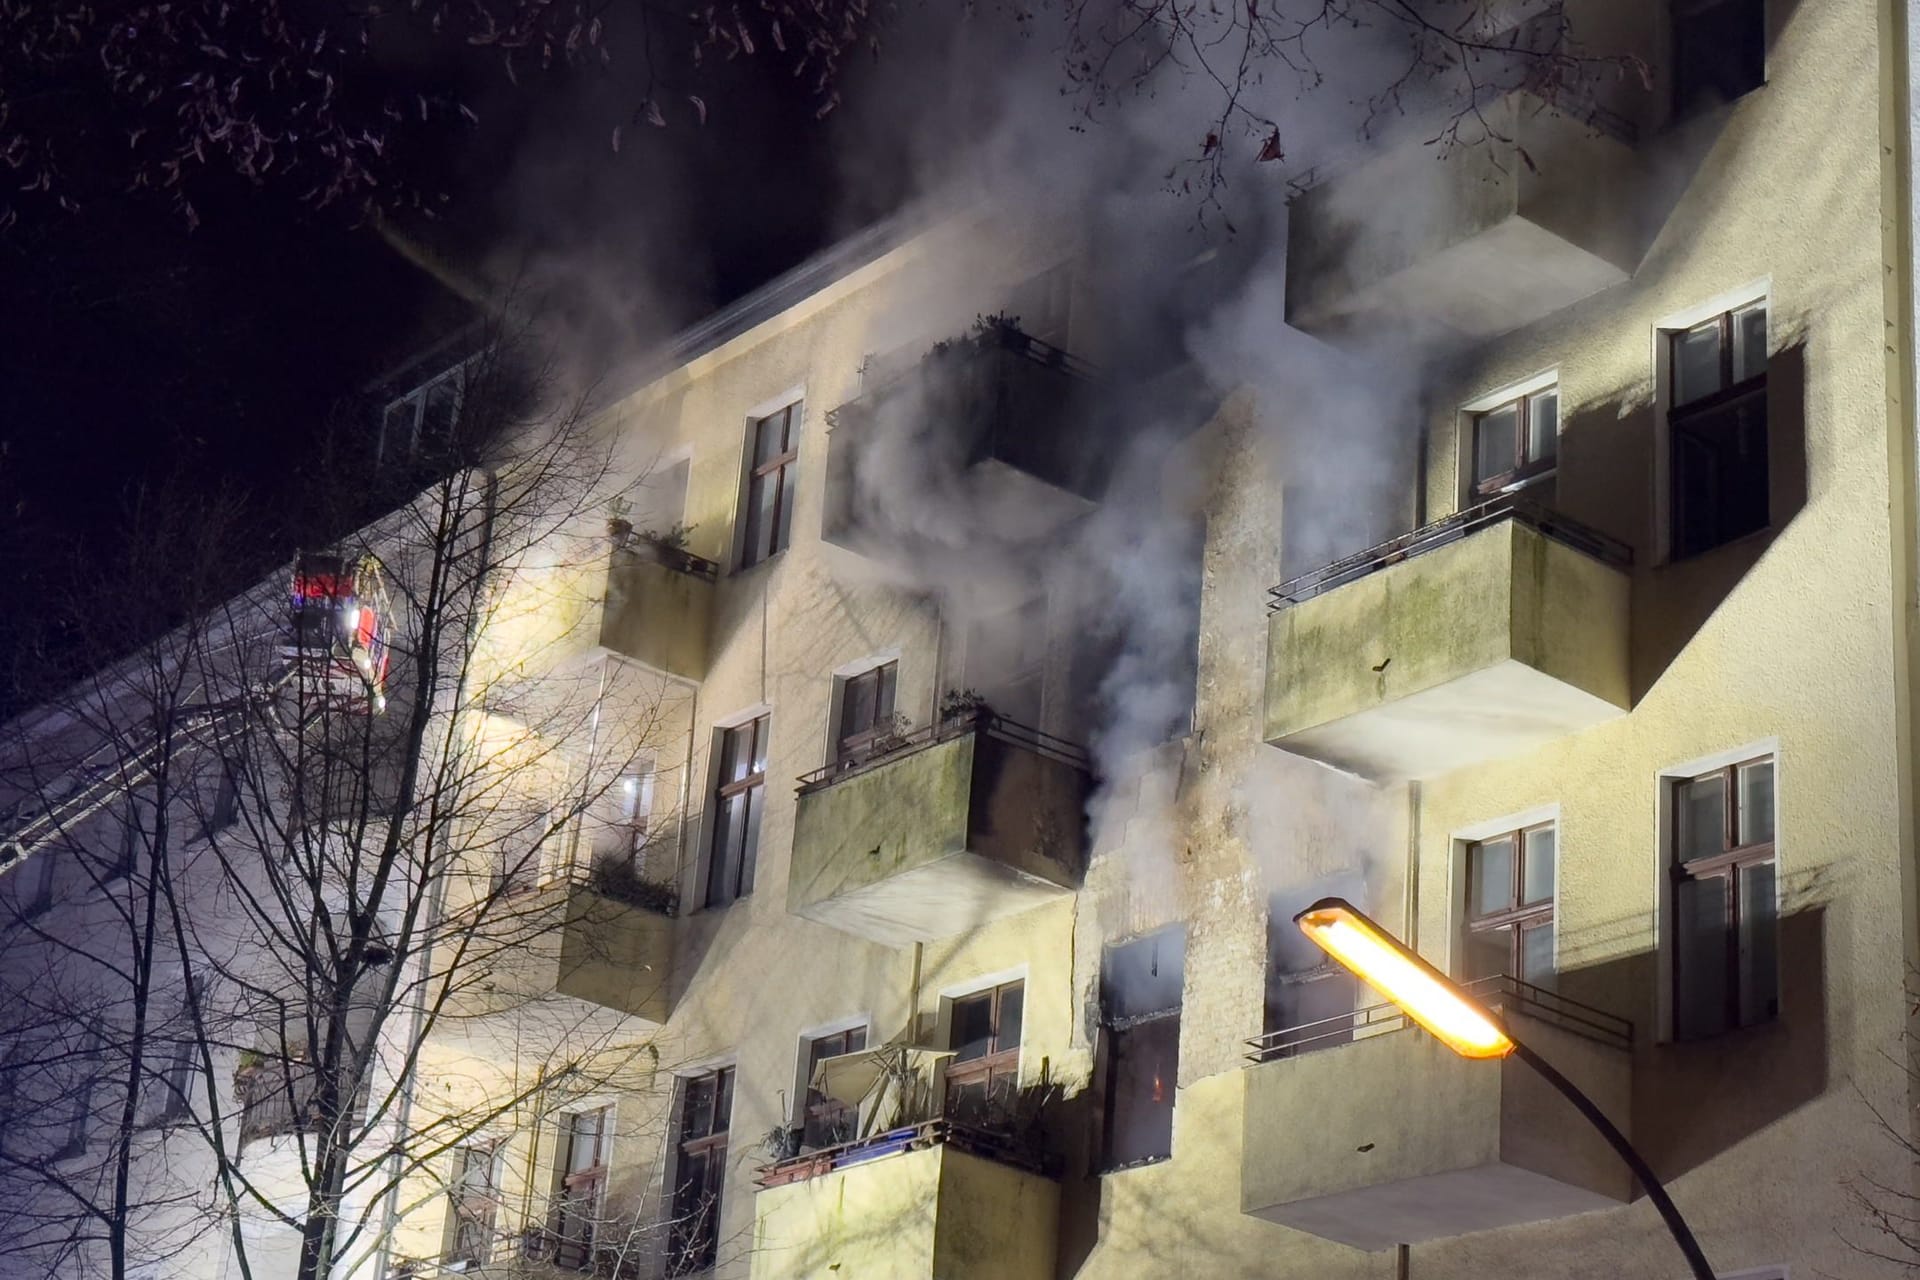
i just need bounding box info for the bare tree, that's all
[0,315,703,1280]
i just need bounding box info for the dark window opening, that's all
[800,1026,869,1149]
[1470,387,1559,498]
[669,1067,733,1277]
[945,981,1023,1126]
[550,1106,612,1271]
[706,716,768,908]
[1672,756,1777,1039]
[742,403,801,567]
[1100,928,1184,1171]
[834,663,899,766]
[1673,0,1765,116]
[1669,302,1768,560]
[1461,823,1558,988]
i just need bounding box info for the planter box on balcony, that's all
[598,542,716,682]
[788,716,1090,945]
[1286,92,1640,339]
[1265,502,1631,780]
[750,1127,1058,1280]
[1241,994,1632,1251]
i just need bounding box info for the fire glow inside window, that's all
[1100,927,1184,1172]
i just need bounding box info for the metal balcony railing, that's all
[1267,493,1633,612]
[826,322,1094,428]
[1244,974,1632,1064]
[795,710,1090,796]
[236,1061,372,1142]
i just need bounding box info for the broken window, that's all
[800,1025,869,1149]
[1460,823,1558,988]
[1469,386,1559,498]
[1264,899,1358,1055]
[446,1141,503,1266]
[551,1105,613,1270]
[945,980,1023,1126]
[1668,301,1769,559]
[742,403,801,567]
[1672,756,1778,1038]
[669,1068,733,1276]
[834,662,899,766]
[705,716,768,908]
[1100,928,1184,1171]
[1673,0,1765,116]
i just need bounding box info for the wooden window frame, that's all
[551,1105,613,1270]
[1469,387,1559,498]
[944,981,1023,1116]
[741,403,800,568]
[1667,301,1770,560]
[801,1026,868,1146]
[705,716,768,909]
[446,1140,503,1266]
[669,1067,734,1277]
[834,662,899,766]
[1670,755,1778,1037]
[1462,822,1556,985]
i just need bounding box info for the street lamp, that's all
[1293,898,1715,1280]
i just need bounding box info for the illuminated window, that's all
[1671,756,1777,1038]
[741,403,801,567]
[669,1068,733,1276]
[1460,823,1557,988]
[1668,301,1769,559]
[1100,928,1184,1171]
[1469,386,1559,498]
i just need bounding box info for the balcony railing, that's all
[1244,974,1632,1065]
[236,1060,371,1143]
[754,1118,1051,1189]
[795,709,1090,796]
[1268,495,1633,612]
[827,322,1094,425]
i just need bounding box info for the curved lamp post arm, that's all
[1507,1037,1714,1280]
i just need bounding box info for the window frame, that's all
[668,1066,734,1277]
[495,805,552,899]
[550,1104,614,1271]
[1468,386,1560,498]
[1656,289,1771,562]
[1668,754,1779,1039]
[798,1024,870,1147]
[943,980,1024,1119]
[740,401,802,568]
[832,661,900,766]
[704,714,769,909]
[445,1139,504,1267]
[1460,821,1558,987]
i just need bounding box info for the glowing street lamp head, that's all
[1294,897,1515,1061]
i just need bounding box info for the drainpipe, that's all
[1403,782,1422,954]
[1395,1243,1410,1280]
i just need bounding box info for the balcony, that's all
[1286,91,1641,339]
[787,712,1091,945]
[1265,498,1631,780]
[822,322,1099,553]
[235,1059,371,1145]
[463,868,677,1023]
[597,538,717,682]
[1241,977,1633,1251]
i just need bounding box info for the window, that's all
[1460,823,1558,987]
[1264,899,1357,1055]
[800,1026,868,1149]
[1668,300,1769,559]
[1671,756,1778,1038]
[496,805,551,898]
[668,1067,733,1277]
[741,403,801,567]
[945,981,1023,1125]
[446,1142,503,1266]
[961,598,1046,727]
[550,1106,613,1270]
[1101,930,1183,1171]
[1469,386,1559,497]
[378,357,474,465]
[613,768,654,869]
[1007,264,1073,347]
[705,717,768,909]
[834,662,898,766]
[1673,0,1764,116]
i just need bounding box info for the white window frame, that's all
[1653,737,1781,1042]
[826,650,904,764]
[378,353,479,465]
[1651,279,1773,565]
[1457,368,1561,509]
[1447,804,1561,980]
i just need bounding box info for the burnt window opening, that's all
[1671,756,1778,1039]
[833,662,899,766]
[1669,300,1769,560]
[1673,0,1765,117]
[945,981,1023,1126]
[1100,928,1184,1172]
[1470,386,1559,499]
[742,403,801,567]
[445,1141,503,1267]
[1460,823,1558,988]
[669,1067,734,1277]
[550,1105,612,1271]
[1264,901,1358,1056]
[705,716,769,908]
[800,1025,869,1149]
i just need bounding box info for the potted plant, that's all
[605,497,634,547]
